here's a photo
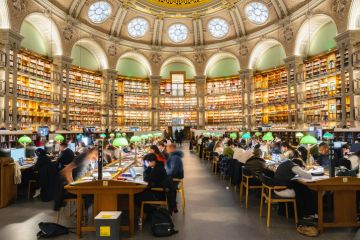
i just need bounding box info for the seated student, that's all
[34,148,57,202]
[76,142,87,154]
[280,142,295,161]
[273,152,312,198]
[149,145,167,165]
[135,153,168,210]
[223,140,235,158]
[166,144,184,179]
[245,148,267,179]
[317,143,330,168]
[158,142,169,160]
[348,151,360,171]
[207,138,217,152]
[56,142,75,171]
[213,141,224,156]
[334,144,352,169]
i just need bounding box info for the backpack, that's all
[151,208,178,237]
[37,222,70,238]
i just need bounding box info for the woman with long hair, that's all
[149,145,166,164]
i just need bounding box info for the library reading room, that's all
[1,0,360,239]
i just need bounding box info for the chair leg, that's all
[285,203,289,219]
[266,191,272,227]
[140,203,145,224]
[181,189,186,215]
[293,200,298,225]
[259,187,264,217]
[245,179,249,209]
[56,211,60,224]
[240,179,244,204]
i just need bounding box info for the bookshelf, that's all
[159,111,197,126]
[300,50,344,128]
[65,67,102,130]
[205,77,243,127]
[9,49,53,130]
[116,77,151,129]
[253,68,289,127]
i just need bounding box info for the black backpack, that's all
[151,208,178,237]
[37,222,70,238]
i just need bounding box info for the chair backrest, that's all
[261,173,277,187]
[242,166,252,177]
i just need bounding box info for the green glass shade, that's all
[217,133,223,137]
[54,134,65,143]
[255,132,262,137]
[203,132,210,137]
[18,135,32,145]
[262,132,274,141]
[113,137,129,147]
[148,134,154,138]
[130,136,141,143]
[296,132,304,138]
[141,134,149,140]
[109,133,115,138]
[76,134,83,140]
[210,132,216,137]
[323,132,334,139]
[242,132,251,139]
[154,133,162,137]
[99,133,107,138]
[116,133,122,138]
[122,133,126,137]
[229,132,237,139]
[300,135,318,145]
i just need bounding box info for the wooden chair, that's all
[239,166,262,208]
[56,198,77,224]
[140,188,168,226]
[212,155,219,175]
[173,178,185,215]
[259,174,298,228]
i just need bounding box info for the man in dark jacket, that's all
[165,144,184,179]
[56,142,75,171]
[245,148,267,179]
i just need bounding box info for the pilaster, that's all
[239,69,253,130]
[102,69,117,131]
[150,75,161,130]
[195,75,206,130]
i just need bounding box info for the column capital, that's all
[239,69,253,79]
[0,29,23,50]
[150,75,161,84]
[335,29,360,47]
[195,75,206,82]
[102,69,118,79]
[53,55,73,69]
[284,55,303,69]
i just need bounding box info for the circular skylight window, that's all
[245,2,269,25]
[88,1,112,24]
[128,18,148,38]
[168,23,188,43]
[208,18,229,38]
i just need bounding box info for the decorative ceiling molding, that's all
[110,7,128,36]
[270,0,283,19]
[277,0,289,16]
[69,0,86,18]
[33,0,326,52]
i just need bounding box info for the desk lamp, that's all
[18,135,32,158]
[296,132,304,144]
[113,136,129,169]
[255,132,262,137]
[262,132,274,157]
[99,133,107,139]
[242,132,252,147]
[54,134,65,143]
[109,133,115,138]
[141,134,149,145]
[130,135,142,166]
[229,132,237,140]
[300,135,318,168]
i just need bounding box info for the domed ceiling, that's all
[50,0,308,50]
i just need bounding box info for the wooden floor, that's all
[0,143,359,240]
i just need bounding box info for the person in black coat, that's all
[55,142,75,171]
[34,148,57,202]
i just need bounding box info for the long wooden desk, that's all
[302,177,360,232]
[65,180,146,238]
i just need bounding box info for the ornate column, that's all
[102,69,117,131]
[239,69,253,130]
[150,75,161,130]
[195,75,206,130]
[0,30,23,130]
[54,56,72,130]
[284,55,303,129]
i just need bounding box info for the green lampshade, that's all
[262,132,274,141]
[148,134,154,138]
[323,132,334,140]
[113,137,129,147]
[242,132,251,139]
[130,136,141,143]
[122,133,126,137]
[116,133,122,138]
[18,135,32,145]
[154,133,162,137]
[255,132,262,137]
[300,135,318,145]
[229,132,237,139]
[54,134,65,143]
[76,134,83,140]
[203,132,210,137]
[141,134,149,140]
[217,133,223,137]
[109,133,115,138]
[296,132,304,138]
[99,133,107,138]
